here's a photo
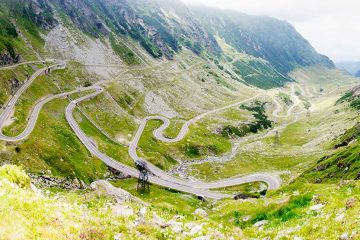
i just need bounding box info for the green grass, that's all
[109,34,140,65]
[190,153,316,181]
[2,74,59,136]
[112,178,205,216]
[298,143,360,183]
[0,98,107,183]
[75,109,133,167]
[138,119,231,170]
[2,62,95,137]
[277,92,293,105]
[232,59,291,89]
[0,63,41,106]
[214,181,263,196]
[280,120,318,146]
[220,108,250,122]
[80,92,137,140]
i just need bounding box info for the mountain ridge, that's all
[0,0,335,89]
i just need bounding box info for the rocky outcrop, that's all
[23,0,58,30]
[9,77,21,95]
[29,173,85,189]
[0,53,20,66]
[49,0,221,59]
[90,180,146,205]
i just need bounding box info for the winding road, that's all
[0,60,283,199]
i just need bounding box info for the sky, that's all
[182,0,360,62]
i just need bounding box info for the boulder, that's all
[171,224,183,233]
[310,204,324,211]
[112,204,134,217]
[138,207,147,218]
[194,208,208,218]
[335,213,345,222]
[152,213,167,227]
[339,233,349,240]
[345,198,356,209]
[90,180,145,204]
[253,220,268,228]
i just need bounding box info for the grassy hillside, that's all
[1,164,360,239]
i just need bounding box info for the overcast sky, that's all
[182,0,360,62]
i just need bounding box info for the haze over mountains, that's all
[336,61,360,76]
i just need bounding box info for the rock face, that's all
[90,180,146,204]
[309,204,324,211]
[0,53,20,66]
[49,0,220,59]
[23,0,58,30]
[194,208,208,218]
[253,220,268,228]
[112,204,134,217]
[190,5,335,74]
[9,78,21,95]
[29,174,84,190]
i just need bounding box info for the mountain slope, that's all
[336,61,360,76]
[50,0,221,59]
[356,70,360,77]
[1,0,336,89]
[189,6,334,74]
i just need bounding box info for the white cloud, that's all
[182,0,360,61]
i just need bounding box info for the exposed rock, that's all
[138,207,147,218]
[194,208,208,218]
[29,173,84,190]
[106,167,131,181]
[339,233,349,240]
[152,213,167,228]
[0,53,20,66]
[253,220,268,228]
[171,224,183,233]
[144,91,179,118]
[335,213,345,222]
[114,233,123,240]
[234,193,259,200]
[193,236,210,240]
[345,198,356,209]
[90,180,146,205]
[310,204,324,211]
[24,0,58,30]
[45,24,122,79]
[112,204,134,217]
[9,78,21,95]
[188,223,203,236]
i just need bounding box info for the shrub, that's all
[0,165,31,188]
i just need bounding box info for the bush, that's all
[83,81,92,87]
[0,165,31,188]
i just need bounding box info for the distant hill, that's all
[189,6,335,75]
[336,61,360,75]
[356,70,360,77]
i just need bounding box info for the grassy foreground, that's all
[1,164,360,239]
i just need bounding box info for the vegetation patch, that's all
[336,91,360,110]
[277,92,293,105]
[109,34,140,65]
[298,143,360,183]
[232,59,291,89]
[240,101,273,133]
